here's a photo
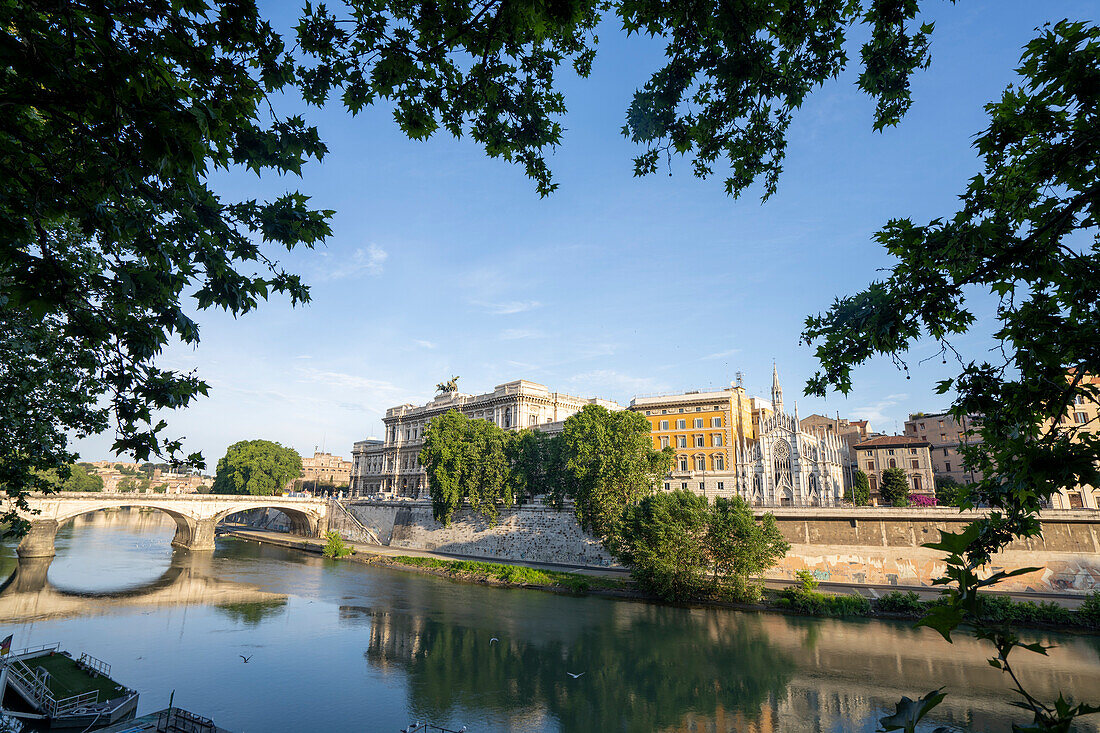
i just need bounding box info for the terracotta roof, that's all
[853,435,930,450]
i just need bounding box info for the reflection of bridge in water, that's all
[0,548,288,623]
[8,493,330,557]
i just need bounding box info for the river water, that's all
[1,510,1098,733]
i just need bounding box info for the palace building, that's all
[349,379,620,498]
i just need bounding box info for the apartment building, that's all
[904,411,983,485]
[852,435,936,503]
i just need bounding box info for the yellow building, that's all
[628,384,755,496]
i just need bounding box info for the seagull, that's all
[489,638,499,645]
[566,672,585,679]
[239,655,253,663]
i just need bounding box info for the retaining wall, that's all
[346,501,615,567]
[340,502,1100,593]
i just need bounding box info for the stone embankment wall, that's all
[337,502,1100,593]
[345,501,615,568]
[765,508,1100,594]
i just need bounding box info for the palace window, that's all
[677,436,687,448]
[889,458,897,468]
[887,449,895,455]
[866,462,874,471]
[660,436,669,449]
[946,462,952,472]
[713,434,723,447]
[679,456,688,471]
[694,418,704,428]
[676,419,686,429]
[696,406,703,412]
[660,420,669,430]
[912,474,923,491]
[645,410,651,415]
[712,417,722,427]
[695,455,705,471]
[1076,412,1089,424]
[504,407,512,428]
[664,483,670,491]
[699,481,706,491]
[911,460,919,469]
[717,481,724,491]
[530,415,537,426]
[681,482,688,490]
[714,455,725,470]
[909,448,917,454]
[695,435,704,447]
[943,448,949,456]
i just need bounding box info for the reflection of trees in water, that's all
[364,604,793,732]
[215,599,289,625]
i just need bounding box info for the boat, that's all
[0,643,139,730]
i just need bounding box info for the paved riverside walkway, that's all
[222,528,1088,608]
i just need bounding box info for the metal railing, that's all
[157,707,216,733]
[77,652,111,678]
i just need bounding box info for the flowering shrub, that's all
[909,494,938,507]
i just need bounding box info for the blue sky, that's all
[73,0,1100,466]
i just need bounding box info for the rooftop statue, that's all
[436,376,460,394]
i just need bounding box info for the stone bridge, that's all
[8,493,330,558]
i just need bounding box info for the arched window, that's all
[504,407,512,428]
[808,473,817,494]
[889,458,897,468]
[678,455,688,471]
[694,455,706,471]
[912,474,922,492]
[714,454,725,471]
[773,440,792,486]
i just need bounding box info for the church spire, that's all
[771,362,784,415]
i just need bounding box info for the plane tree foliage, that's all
[803,21,1100,731]
[211,440,303,496]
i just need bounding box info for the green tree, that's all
[117,478,137,493]
[706,497,789,592]
[557,405,673,551]
[62,464,104,493]
[845,469,871,506]
[211,440,302,496]
[803,23,1100,729]
[880,468,910,507]
[420,411,515,525]
[619,490,710,602]
[934,475,964,507]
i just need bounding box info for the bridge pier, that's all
[170,517,217,552]
[16,519,60,559]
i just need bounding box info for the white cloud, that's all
[569,369,670,397]
[472,299,541,315]
[849,393,910,430]
[701,348,741,360]
[414,340,436,349]
[314,244,388,281]
[294,354,313,360]
[500,328,543,340]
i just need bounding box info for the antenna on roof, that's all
[735,371,744,388]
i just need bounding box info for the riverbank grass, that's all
[389,555,621,593]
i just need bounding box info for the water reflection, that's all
[360,603,793,732]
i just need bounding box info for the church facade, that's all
[732,367,849,506]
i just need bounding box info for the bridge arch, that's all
[13,494,329,558]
